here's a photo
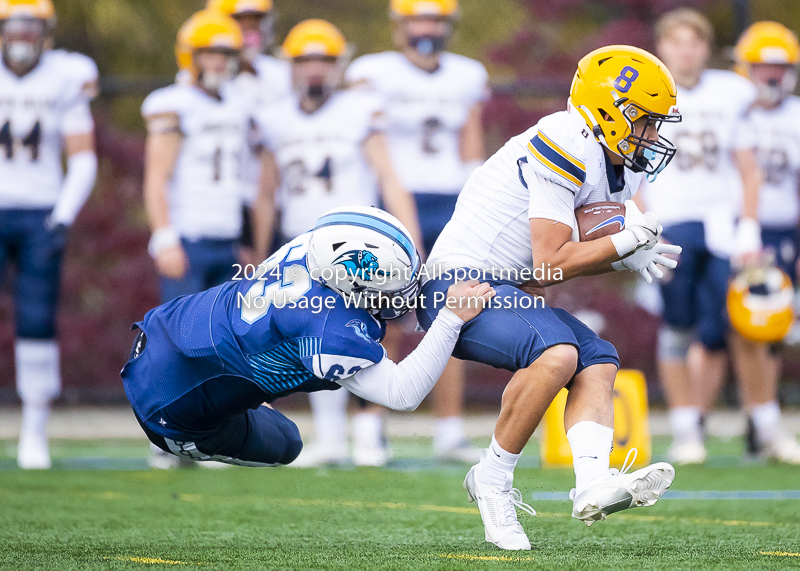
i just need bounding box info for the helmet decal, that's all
[333,250,381,282]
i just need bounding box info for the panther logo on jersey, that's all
[332,250,380,281]
[345,319,373,343]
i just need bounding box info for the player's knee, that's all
[657,325,692,361]
[534,344,578,384]
[278,422,304,465]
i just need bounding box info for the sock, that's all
[15,339,61,403]
[308,389,349,450]
[434,416,465,453]
[668,406,703,444]
[20,401,50,441]
[749,401,781,445]
[352,411,384,450]
[476,435,520,491]
[566,421,613,495]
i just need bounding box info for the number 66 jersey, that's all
[0,49,97,209]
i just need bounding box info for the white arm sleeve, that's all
[50,150,98,226]
[337,308,464,411]
[525,164,577,230]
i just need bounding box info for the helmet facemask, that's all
[750,63,798,106]
[195,48,240,92]
[612,97,680,181]
[348,256,422,320]
[233,10,276,61]
[1,17,48,72]
[292,53,350,102]
[395,16,453,58]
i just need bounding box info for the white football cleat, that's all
[763,435,800,464]
[463,461,536,551]
[290,441,349,468]
[571,449,674,527]
[17,431,51,470]
[353,442,390,467]
[148,443,194,469]
[668,439,707,465]
[436,440,483,464]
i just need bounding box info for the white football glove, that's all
[612,242,682,283]
[732,217,762,260]
[623,199,662,251]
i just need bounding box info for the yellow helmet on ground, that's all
[207,0,272,16]
[0,0,54,21]
[390,0,458,18]
[175,9,243,73]
[282,19,347,59]
[569,45,681,179]
[728,265,795,343]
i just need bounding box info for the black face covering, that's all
[307,84,325,98]
[408,34,447,57]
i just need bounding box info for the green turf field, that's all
[2,437,800,570]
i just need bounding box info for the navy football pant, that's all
[0,209,64,339]
[762,226,799,283]
[417,276,619,375]
[160,238,238,304]
[659,222,730,351]
[413,193,459,256]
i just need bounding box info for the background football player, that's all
[418,46,681,550]
[141,10,256,466]
[0,0,98,469]
[251,19,424,467]
[121,206,494,471]
[205,0,291,266]
[343,0,490,462]
[723,22,800,463]
[638,8,762,465]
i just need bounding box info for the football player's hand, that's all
[446,279,496,322]
[156,244,189,280]
[43,219,68,259]
[732,218,762,267]
[624,199,661,251]
[612,242,682,283]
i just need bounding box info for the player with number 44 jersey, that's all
[0,0,99,470]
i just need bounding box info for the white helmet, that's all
[306,206,421,320]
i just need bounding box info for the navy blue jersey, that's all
[122,234,386,422]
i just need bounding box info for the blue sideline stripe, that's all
[529,135,586,184]
[314,212,417,265]
[530,490,800,501]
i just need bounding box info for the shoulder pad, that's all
[525,111,589,193]
[141,85,192,119]
[345,52,397,84]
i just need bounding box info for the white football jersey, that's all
[0,50,97,209]
[141,83,251,240]
[257,90,383,240]
[642,69,755,225]
[428,109,643,282]
[738,96,800,228]
[346,51,489,194]
[235,54,293,205]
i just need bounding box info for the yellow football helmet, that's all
[735,22,800,105]
[728,265,795,343]
[569,45,681,179]
[175,9,243,75]
[282,19,347,59]
[0,0,54,21]
[390,0,459,18]
[207,0,272,15]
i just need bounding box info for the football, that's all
[575,201,626,241]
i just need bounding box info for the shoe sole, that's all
[573,463,675,526]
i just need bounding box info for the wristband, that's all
[148,227,181,258]
[610,229,639,257]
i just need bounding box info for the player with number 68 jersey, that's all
[0,0,99,470]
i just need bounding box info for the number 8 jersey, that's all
[0,49,97,209]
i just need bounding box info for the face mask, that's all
[408,35,446,57]
[5,41,38,66]
[198,57,238,93]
